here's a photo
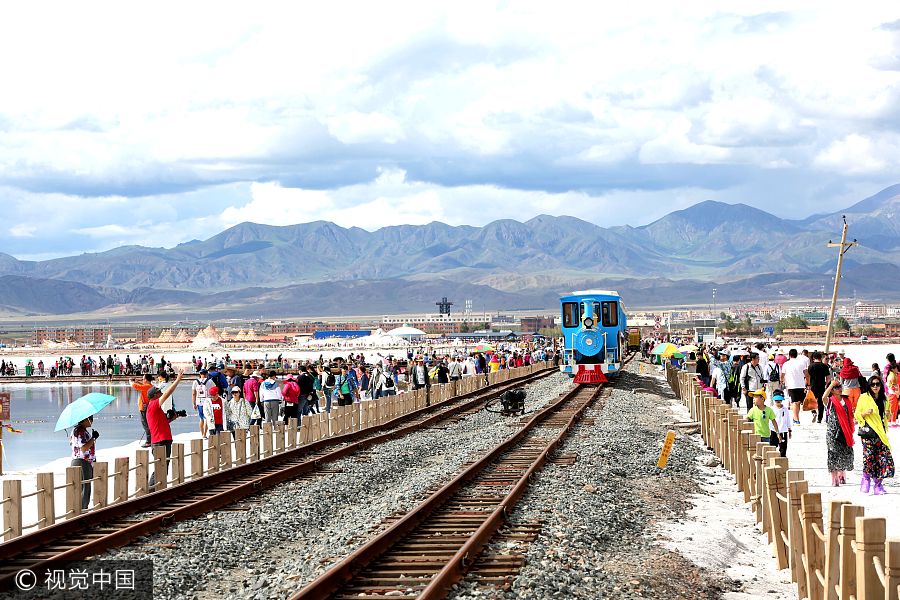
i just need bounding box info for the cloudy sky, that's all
[1,1,900,259]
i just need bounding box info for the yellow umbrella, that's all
[651,342,679,356]
[678,344,699,353]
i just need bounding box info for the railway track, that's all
[0,367,554,590]
[290,375,615,599]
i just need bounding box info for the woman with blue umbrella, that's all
[56,392,116,510]
[70,416,99,509]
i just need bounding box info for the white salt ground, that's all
[650,373,796,598]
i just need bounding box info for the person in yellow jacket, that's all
[854,377,894,495]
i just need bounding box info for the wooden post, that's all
[764,464,789,569]
[172,443,185,485]
[113,457,129,504]
[728,411,740,475]
[66,465,82,517]
[287,418,298,449]
[736,423,753,495]
[190,439,204,480]
[302,416,312,445]
[93,462,108,509]
[262,422,273,458]
[739,431,753,502]
[235,429,247,465]
[838,504,864,600]
[823,499,848,600]
[885,539,900,600]
[249,425,261,462]
[801,493,825,600]
[3,479,22,540]
[207,433,219,474]
[219,434,232,469]
[787,476,810,598]
[152,444,167,492]
[855,517,886,600]
[275,422,285,454]
[36,472,55,528]
[135,449,149,498]
[752,441,768,522]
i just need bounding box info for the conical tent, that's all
[386,326,427,337]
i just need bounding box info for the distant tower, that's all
[465,299,473,314]
[436,297,453,316]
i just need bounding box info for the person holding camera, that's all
[147,370,187,491]
[71,415,99,509]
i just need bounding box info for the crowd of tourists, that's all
[645,339,895,496]
[70,343,557,505]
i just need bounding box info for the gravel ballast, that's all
[448,362,743,600]
[102,373,573,599]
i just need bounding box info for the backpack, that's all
[768,363,780,383]
[383,373,394,389]
[725,368,740,393]
[325,371,336,387]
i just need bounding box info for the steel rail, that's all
[290,384,603,599]
[0,367,553,589]
[290,353,632,600]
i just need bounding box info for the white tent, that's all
[386,325,427,337]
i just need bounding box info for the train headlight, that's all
[583,317,594,328]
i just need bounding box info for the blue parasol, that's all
[54,392,117,432]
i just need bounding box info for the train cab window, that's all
[562,302,578,328]
[601,301,618,327]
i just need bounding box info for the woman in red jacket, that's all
[282,374,301,424]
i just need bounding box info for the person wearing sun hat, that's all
[746,388,779,447]
[770,390,791,457]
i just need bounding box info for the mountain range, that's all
[2,183,900,319]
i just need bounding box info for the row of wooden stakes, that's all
[0,362,550,543]
[666,366,900,600]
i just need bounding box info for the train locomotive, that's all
[559,289,628,384]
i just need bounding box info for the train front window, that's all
[562,302,578,327]
[601,301,618,327]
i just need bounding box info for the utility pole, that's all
[824,215,857,355]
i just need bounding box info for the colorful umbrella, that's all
[54,392,116,432]
[671,352,685,359]
[474,343,494,353]
[651,342,679,356]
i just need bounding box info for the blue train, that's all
[559,289,628,384]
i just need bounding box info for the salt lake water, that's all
[1,381,199,471]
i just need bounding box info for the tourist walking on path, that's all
[281,374,301,424]
[883,353,898,385]
[781,349,809,426]
[808,352,831,424]
[823,380,854,487]
[130,374,154,447]
[202,386,226,435]
[70,416,98,509]
[840,358,862,413]
[770,391,791,458]
[886,363,900,428]
[191,369,210,439]
[260,371,283,424]
[854,377,894,495]
[739,353,765,412]
[226,386,252,434]
[243,371,262,426]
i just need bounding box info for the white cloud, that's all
[9,224,36,238]
[0,2,898,258]
[813,134,896,174]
